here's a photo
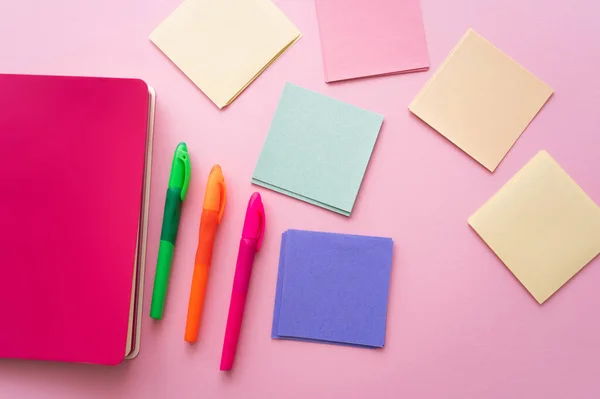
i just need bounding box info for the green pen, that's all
[150,142,191,320]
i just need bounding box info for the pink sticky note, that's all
[315,0,430,82]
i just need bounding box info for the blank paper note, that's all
[252,83,384,216]
[150,0,301,109]
[315,0,429,82]
[469,151,600,304]
[272,230,394,348]
[409,29,553,172]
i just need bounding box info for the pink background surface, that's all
[1,0,600,397]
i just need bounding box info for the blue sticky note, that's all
[272,229,394,348]
[252,83,384,217]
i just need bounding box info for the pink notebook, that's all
[0,74,155,365]
[315,0,430,82]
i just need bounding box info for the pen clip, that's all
[243,193,265,252]
[177,148,191,201]
[217,178,227,223]
[255,201,265,252]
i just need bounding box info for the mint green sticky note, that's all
[252,83,384,216]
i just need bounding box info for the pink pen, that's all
[220,192,265,371]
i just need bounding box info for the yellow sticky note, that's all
[150,0,301,108]
[469,151,600,304]
[409,29,553,172]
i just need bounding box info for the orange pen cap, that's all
[203,164,226,222]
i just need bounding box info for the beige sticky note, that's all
[150,0,301,108]
[469,151,600,304]
[409,29,553,172]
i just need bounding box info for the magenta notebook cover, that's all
[0,74,149,365]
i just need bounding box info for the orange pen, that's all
[185,164,226,343]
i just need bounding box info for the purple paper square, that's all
[272,230,393,348]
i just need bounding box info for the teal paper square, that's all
[252,83,383,216]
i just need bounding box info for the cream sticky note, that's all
[315,0,429,82]
[469,151,600,304]
[150,0,301,108]
[409,29,553,172]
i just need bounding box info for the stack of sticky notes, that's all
[315,0,429,82]
[150,0,301,108]
[272,230,394,348]
[469,151,600,304]
[252,83,384,216]
[410,29,553,171]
